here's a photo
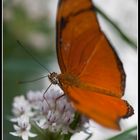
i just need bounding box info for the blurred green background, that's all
[3,0,56,140]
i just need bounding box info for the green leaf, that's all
[107,126,137,140]
[94,5,137,48]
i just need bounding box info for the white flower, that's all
[10,115,37,140]
[10,87,90,139]
[26,90,44,110]
[11,96,33,118]
[35,87,87,134]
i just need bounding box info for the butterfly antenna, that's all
[16,40,50,73]
[17,75,48,84]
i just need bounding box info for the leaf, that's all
[107,126,137,140]
[94,5,137,48]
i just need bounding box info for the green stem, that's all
[94,5,137,48]
[107,126,137,140]
[31,121,47,140]
[69,112,81,130]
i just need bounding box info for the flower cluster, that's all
[10,87,89,140]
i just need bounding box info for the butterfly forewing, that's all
[56,0,99,73]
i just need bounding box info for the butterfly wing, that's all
[56,0,100,73]
[56,0,125,97]
[56,0,134,129]
[67,86,133,130]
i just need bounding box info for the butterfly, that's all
[48,0,134,130]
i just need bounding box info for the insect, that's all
[48,0,134,130]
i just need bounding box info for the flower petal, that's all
[28,132,37,137]
[10,132,19,136]
[13,124,20,131]
[21,132,29,140]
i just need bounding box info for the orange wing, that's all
[56,0,99,73]
[67,86,133,130]
[56,0,125,97]
[56,0,134,130]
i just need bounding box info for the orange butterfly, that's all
[48,0,134,130]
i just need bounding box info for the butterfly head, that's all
[48,72,59,85]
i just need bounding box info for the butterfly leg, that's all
[83,128,93,140]
[54,93,65,111]
[85,133,92,140]
[43,83,52,109]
